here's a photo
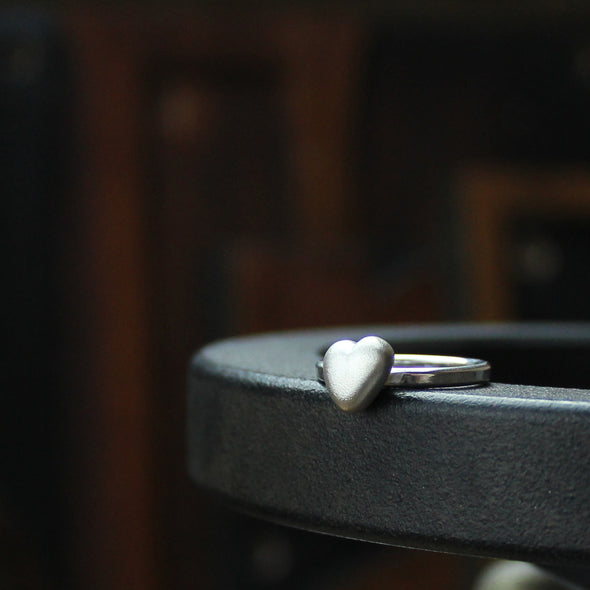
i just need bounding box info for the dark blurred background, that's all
[4,3,590,589]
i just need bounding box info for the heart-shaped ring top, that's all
[322,336,394,412]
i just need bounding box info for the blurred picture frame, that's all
[456,165,590,320]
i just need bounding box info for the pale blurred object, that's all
[473,561,575,590]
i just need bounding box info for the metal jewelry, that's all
[318,336,491,412]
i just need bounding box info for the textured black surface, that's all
[187,324,590,567]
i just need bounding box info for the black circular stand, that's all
[187,324,590,585]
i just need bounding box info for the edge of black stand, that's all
[187,324,590,573]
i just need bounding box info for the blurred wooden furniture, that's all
[65,9,442,590]
[62,6,590,589]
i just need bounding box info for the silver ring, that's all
[318,354,491,387]
[317,336,491,412]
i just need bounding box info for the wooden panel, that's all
[63,9,371,589]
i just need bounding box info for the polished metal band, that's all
[317,354,491,388]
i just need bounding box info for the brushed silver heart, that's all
[323,336,394,412]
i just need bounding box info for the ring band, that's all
[317,354,491,388]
